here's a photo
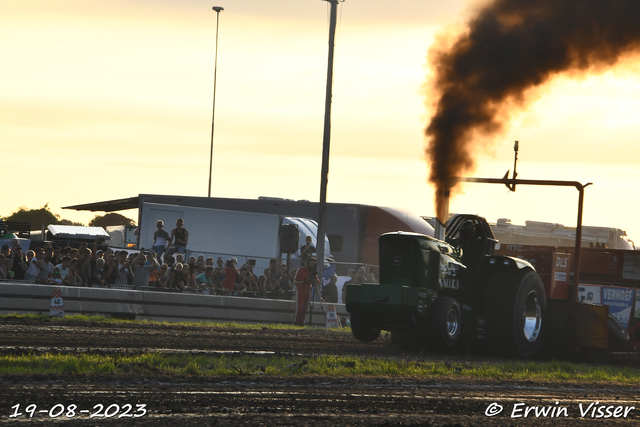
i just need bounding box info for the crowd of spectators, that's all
[0,238,297,299]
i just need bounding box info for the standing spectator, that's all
[10,240,27,280]
[103,254,120,286]
[0,255,9,279]
[165,218,189,256]
[323,274,339,303]
[152,220,170,260]
[130,251,160,290]
[88,259,106,287]
[36,247,55,284]
[264,259,279,284]
[24,248,44,283]
[278,263,293,292]
[342,269,357,303]
[293,257,318,326]
[234,275,247,296]
[300,235,316,266]
[0,244,9,258]
[115,251,133,286]
[354,267,366,284]
[25,250,35,264]
[77,248,92,284]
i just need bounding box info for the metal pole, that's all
[208,6,224,197]
[316,0,338,281]
[313,0,339,325]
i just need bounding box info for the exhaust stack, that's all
[434,187,450,241]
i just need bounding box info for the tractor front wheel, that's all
[428,297,462,351]
[349,312,381,342]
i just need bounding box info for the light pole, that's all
[208,6,224,197]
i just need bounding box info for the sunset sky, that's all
[3,1,640,245]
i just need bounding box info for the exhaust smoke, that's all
[424,0,640,223]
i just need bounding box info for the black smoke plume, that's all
[425,0,640,221]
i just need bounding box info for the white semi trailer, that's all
[137,202,330,261]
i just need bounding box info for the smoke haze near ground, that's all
[424,0,640,221]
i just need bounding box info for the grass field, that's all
[3,314,640,384]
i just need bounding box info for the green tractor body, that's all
[345,214,546,358]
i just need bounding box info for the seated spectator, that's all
[156,264,170,290]
[212,266,227,295]
[168,262,186,292]
[55,256,72,283]
[66,259,83,286]
[152,220,170,259]
[233,275,247,296]
[0,244,9,258]
[367,271,377,283]
[278,263,293,291]
[221,258,239,292]
[323,274,339,303]
[88,259,106,287]
[256,274,267,295]
[267,278,284,299]
[197,254,205,264]
[183,264,197,292]
[187,256,197,268]
[195,266,215,295]
[130,251,160,290]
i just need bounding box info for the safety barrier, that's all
[0,281,348,326]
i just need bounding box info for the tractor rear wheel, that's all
[349,312,381,342]
[428,297,461,351]
[484,269,546,358]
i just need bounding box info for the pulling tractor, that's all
[345,213,546,358]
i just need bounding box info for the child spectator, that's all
[67,259,83,286]
[157,264,170,290]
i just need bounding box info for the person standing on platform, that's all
[293,257,318,326]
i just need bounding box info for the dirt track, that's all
[1,318,639,426]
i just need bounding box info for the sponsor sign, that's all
[601,287,635,329]
[578,285,601,304]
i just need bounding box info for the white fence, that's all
[0,281,348,326]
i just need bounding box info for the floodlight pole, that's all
[310,0,339,324]
[208,6,224,197]
[316,0,338,284]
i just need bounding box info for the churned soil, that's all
[1,317,639,426]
